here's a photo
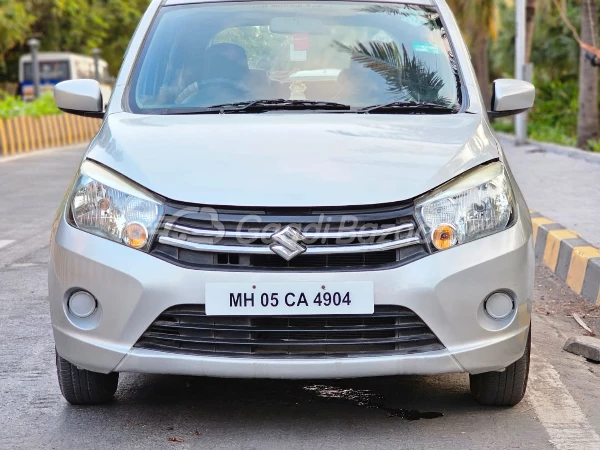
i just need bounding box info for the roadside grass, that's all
[490,78,600,152]
[586,140,600,153]
[492,119,599,152]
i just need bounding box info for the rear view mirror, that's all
[54,79,104,119]
[488,79,535,119]
[269,16,327,34]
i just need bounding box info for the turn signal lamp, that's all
[122,222,149,249]
[432,224,457,250]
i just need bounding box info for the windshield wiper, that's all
[360,101,459,114]
[218,99,353,112]
[165,99,352,115]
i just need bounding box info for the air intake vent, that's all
[135,305,445,358]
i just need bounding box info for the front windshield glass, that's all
[130,2,462,114]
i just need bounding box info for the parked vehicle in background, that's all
[18,52,113,106]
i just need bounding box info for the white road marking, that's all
[0,240,15,250]
[528,348,600,449]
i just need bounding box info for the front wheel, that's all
[469,328,531,407]
[56,351,119,405]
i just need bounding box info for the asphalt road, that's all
[1,146,600,450]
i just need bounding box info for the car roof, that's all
[165,0,434,6]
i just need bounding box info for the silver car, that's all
[50,0,535,406]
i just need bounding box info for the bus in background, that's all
[18,52,113,107]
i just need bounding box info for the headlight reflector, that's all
[69,160,163,251]
[416,162,515,251]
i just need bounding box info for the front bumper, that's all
[49,213,533,379]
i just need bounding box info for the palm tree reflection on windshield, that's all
[360,4,440,31]
[334,40,450,107]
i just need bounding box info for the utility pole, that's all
[515,0,528,145]
[92,48,101,82]
[27,38,41,100]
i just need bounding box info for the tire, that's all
[55,350,119,405]
[469,327,531,407]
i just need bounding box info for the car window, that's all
[24,61,70,81]
[130,1,462,113]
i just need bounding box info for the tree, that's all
[0,0,151,82]
[449,0,536,108]
[93,0,152,73]
[526,0,537,61]
[577,0,599,148]
[491,0,579,82]
[0,1,34,66]
[214,26,285,68]
[448,0,499,109]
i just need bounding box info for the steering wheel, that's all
[176,78,248,105]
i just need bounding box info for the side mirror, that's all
[54,79,104,119]
[488,79,535,119]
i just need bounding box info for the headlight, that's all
[415,162,515,251]
[68,160,163,251]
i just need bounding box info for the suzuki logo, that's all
[270,226,307,261]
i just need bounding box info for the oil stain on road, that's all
[303,385,444,420]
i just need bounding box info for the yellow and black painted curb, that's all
[0,114,101,156]
[532,212,600,304]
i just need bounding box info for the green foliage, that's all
[0,1,35,68]
[489,2,588,149]
[0,0,151,80]
[491,119,514,133]
[527,78,578,145]
[0,91,60,119]
[529,124,577,146]
[214,26,285,69]
[93,0,152,74]
[494,78,579,147]
[490,1,580,82]
[586,139,600,152]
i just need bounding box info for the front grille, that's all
[134,305,445,358]
[248,251,398,268]
[151,203,428,271]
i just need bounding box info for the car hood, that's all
[87,112,499,207]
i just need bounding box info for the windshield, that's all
[130,2,462,114]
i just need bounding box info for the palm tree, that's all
[448,0,499,108]
[449,0,537,109]
[577,0,599,148]
[526,0,537,61]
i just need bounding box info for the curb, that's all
[532,211,600,304]
[497,132,600,165]
[529,139,600,166]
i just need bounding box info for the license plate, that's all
[205,282,374,316]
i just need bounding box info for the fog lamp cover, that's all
[68,291,97,318]
[485,292,514,320]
